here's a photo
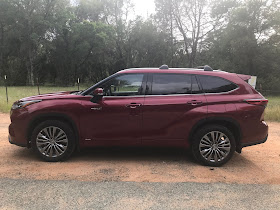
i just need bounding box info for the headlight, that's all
[11,100,42,110]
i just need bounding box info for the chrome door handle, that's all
[91,107,102,110]
[126,103,142,109]
[187,100,203,106]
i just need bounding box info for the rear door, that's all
[142,73,207,146]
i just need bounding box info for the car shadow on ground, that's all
[73,147,195,163]
[9,146,256,169]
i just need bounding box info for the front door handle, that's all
[187,100,203,106]
[91,107,102,111]
[126,103,142,109]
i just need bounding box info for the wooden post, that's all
[37,77,40,95]
[77,78,80,91]
[4,75,8,103]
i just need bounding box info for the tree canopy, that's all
[0,0,279,91]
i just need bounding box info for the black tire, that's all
[31,120,76,162]
[191,125,236,167]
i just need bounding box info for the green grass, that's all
[265,96,280,122]
[1,86,280,122]
[0,86,86,113]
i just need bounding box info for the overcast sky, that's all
[71,0,156,18]
[132,0,155,18]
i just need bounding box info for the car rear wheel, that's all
[192,125,236,167]
[31,120,75,162]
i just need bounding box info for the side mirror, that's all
[90,88,104,103]
[93,88,104,96]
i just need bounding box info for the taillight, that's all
[244,99,268,106]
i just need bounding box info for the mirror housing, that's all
[93,88,104,96]
[90,88,104,103]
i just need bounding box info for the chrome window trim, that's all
[102,86,239,98]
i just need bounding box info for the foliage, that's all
[0,0,279,92]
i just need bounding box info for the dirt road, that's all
[0,112,279,184]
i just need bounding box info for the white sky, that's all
[132,0,156,18]
[71,0,156,18]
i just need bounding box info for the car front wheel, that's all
[31,120,75,162]
[192,125,236,167]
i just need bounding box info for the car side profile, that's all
[8,65,268,166]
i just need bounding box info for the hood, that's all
[19,91,79,102]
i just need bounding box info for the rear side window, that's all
[198,75,238,93]
[151,74,202,95]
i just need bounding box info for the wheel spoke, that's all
[55,144,64,153]
[56,139,67,143]
[37,142,48,146]
[210,132,215,143]
[53,145,60,156]
[55,134,67,141]
[201,138,211,145]
[217,148,226,158]
[52,127,57,139]
[49,146,53,157]
[207,149,214,161]
[214,150,218,162]
[55,130,65,140]
[216,132,222,143]
[43,128,51,139]
[45,144,52,155]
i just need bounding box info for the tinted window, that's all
[198,75,238,93]
[101,74,144,96]
[192,75,202,94]
[151,74,201,95]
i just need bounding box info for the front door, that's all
[80,73,146,146]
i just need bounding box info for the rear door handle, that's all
[126,103,142,109]
[187,100,203,106]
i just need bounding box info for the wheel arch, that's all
[189,117,242,152]
[27,113,80,149]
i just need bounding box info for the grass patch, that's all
[0,86,279,122]
[265,96,280,122]
[0,86,86,113]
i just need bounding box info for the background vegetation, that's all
[0,0,279,90]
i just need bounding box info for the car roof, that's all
[118,68,235,77]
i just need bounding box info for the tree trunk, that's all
[28,49,35,86]
[0,23,4,76]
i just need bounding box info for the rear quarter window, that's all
[198,75,238,93]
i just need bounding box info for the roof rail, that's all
[159,64,169,69]
[197,65,213,71]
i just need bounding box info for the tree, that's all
[155,0,235,67]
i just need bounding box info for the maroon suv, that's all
[8,65,268,166]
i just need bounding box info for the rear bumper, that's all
[236,120,268,153]
[241,135,268,148]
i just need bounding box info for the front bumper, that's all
[8,123,29,148]
[8,134,27,147]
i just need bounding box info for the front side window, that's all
[151,73,201,95]
[101,74,144,96]
[198,75,238,93]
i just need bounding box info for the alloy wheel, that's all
[199,131,231,163]
[36,126,68,158]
